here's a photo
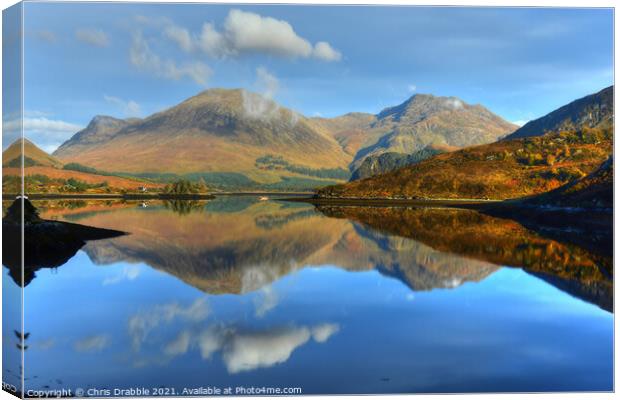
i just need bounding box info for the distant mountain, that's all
[53,89,351,190]
[52,89,517,189]
[309,112,377,157]
[3,138,63,168]
[318,127,612,200]
[505,86,613,140]
[54,115,136,157]
[524,156,613,209]
[346,94,517,169]
[2,137,161,194]
[318,89,613,200]
[350,144,454,181]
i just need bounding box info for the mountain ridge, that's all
[51,88,516,189]
[505,86,613,140]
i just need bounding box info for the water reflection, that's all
[28,198,613,311]
[2,198,613,394]
[37,199,502,295]
[2,199,125,286]
[316,205,613,312]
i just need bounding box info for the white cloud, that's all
[197,323,340,373]
[240,265,282,317]
[128,297,210,351]
[408,84,417,93]
[164,331,192,356]
[103,95,142,118]
[444,98,464,110]
[74,334,109,352]
[130,31,212,86]
[255,66,279,98]
[76,28,110,47]
[241,67,281,122]
[165,9,342,62]
[512,120,529,127]
[197,23,228,57]
[240,67,299,126]
[164,25,193,52]
[3,116,83,153]
[102,264,142,285]
[313,41,342,62]
[311,323,339,343]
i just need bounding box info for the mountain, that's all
[309,112,377,157]
[2,137,162,194]
[3,138,63,168]
[54,115,136,157]
[350,144,455,181]
[505,86,613,140]
[318,89,613,200]
[523,156,613,209]
[346,94,517,169]
[52,89,516,190]
[53,89,352,189]
[317,126,612,200]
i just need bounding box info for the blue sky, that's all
[3,3,614,152]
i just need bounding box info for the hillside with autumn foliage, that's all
[317,126,612,200]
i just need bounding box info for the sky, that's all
[2,3,614,152]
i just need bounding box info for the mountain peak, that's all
[376,93,469,122]
[3,137,63,168]
[53,115,133,156]
[89,115,125,126]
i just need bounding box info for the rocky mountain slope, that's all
[318,127,612,200]
[344,94,517,169]
[505,86,613,140]
[318,87,613,200]
[53,89,352,188]
[52,89,516,190]
[350,144,455,181]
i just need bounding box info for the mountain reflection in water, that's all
[16,197,612,311]
[2,197,613,394]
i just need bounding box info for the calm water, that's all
[2,197,614,395]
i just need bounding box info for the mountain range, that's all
[33,198,611,311]
[318,86,613,201]
[5,85,612,198]
[45,88,516,190]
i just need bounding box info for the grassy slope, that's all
[53,89,352,185]
[2,166,164,193]
[309,112,380,157]
[318,127,612,200]
[2,138,163,194]
[2,138,63,168]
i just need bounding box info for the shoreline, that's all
[2,192,312,200]
[280,196,502,208]
[2,193,216,200]
[280,196,612,214]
